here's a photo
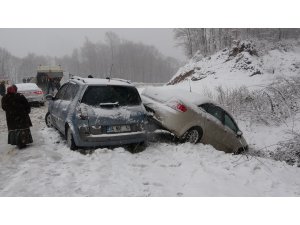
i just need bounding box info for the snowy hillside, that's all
[168,40,300,92]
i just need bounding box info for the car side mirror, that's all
[236,130,243,137]
[45,94,55,101]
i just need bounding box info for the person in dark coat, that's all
[0,81,5,96]
[1,85,33,149]
[46,76,55,94]
[54,78,61,91]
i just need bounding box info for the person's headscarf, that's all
[7,85,17,94]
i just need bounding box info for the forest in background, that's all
[174,28,300,58]
[0,32,181,83]
[1,29,300,84]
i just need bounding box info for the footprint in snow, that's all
[152,182,163,187]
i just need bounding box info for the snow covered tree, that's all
[174,28,300,58]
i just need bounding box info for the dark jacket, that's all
[1,93,32,130]
[0,83,5,96]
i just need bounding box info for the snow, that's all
[71,77,133,86]
[89,131,145,138]
[1,105,300,196]
[15,83,40,91]
[142,85,214,105]
[169,41,300,96]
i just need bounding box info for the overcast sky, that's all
[0,28,186,61]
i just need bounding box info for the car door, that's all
[199,103,227,150]
[56,83,79,132]
[51,84,69,131]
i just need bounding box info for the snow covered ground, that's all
[1,104,300,196]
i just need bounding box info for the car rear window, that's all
[81,85,141,107]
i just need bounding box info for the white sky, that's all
[0,28,187,61]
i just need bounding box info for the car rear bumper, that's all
[76,131,147,147]
[27,96,45,103]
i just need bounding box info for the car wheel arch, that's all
[65,122,75,137]
[65,123,78,149]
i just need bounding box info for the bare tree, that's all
[174,28,300,58]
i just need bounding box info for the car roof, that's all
[15,83,40,90]
[142,86,216,106]
[70,76,134,87]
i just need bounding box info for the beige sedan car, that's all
[141,86,248,154]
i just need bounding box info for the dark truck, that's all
[36,65,64,94]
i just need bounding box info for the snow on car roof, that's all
[71,77,134,87]
[15,83,40,91]
[142,86,215,105]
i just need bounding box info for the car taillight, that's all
[33,91,43,95]
[176,103,187,112]
[167,100,187,113]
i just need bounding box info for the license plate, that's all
[107,125,131,133]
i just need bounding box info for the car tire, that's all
[66,126,77,150]
[45,112,53,127]
[183,127,203,144]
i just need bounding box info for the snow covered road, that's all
[1,105,300,196]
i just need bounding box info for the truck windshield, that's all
[81,85,142,107]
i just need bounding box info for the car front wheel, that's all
[183,127,203,144]
[45,112,52,127]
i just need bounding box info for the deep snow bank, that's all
[168,40,300,93]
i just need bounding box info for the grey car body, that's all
[45,77,147,149]
[141,86,248,153]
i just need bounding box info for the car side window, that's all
[224,113,238,133]
[63,83,79,101]
[199,103,224,124]
[71,84,79,99]
[55,84,69,100]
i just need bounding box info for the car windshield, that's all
[81,85,141,107]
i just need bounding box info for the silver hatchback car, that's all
[141,86,248,154]
[45,77,147,150]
